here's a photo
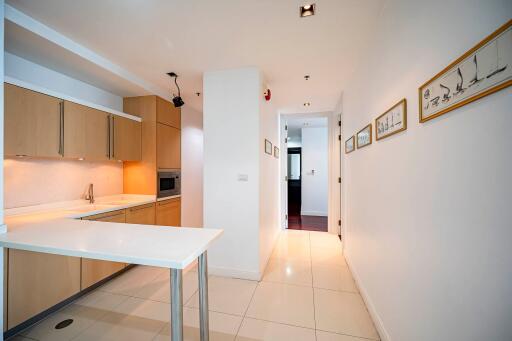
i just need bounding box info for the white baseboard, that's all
[345,253,391,341]
[208,265,261,281]
[300,210,327,216]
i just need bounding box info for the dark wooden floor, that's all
[288,215,328,232]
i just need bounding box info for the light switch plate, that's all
[237,174,249,181]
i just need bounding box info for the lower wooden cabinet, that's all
[156,198,181,226]
[81,210,127,289]
[7,249,81,329]
[126,203,156,225]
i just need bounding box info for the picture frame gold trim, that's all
[264,139,272,155]
[356,124,372,149]
[419,19,512,123]
[375,98,407,141]
[345,135,355,154]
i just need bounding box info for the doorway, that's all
[285,117,329,232]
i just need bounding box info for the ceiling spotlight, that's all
[167,72,185,108]
[304,75,310,80]
[196,92,201,96]
[300,3,316,17]
[304,102,311,107]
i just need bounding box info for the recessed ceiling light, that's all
[304,75,310,80]
[304,102,311,107]
[300,3,316,17]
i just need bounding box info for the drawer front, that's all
[126,203,156,225]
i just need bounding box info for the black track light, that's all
[167,72,185,108]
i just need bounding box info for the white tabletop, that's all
[0,195,222,269]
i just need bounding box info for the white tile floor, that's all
[12,230,379,341]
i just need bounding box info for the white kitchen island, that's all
[0,198,223,341]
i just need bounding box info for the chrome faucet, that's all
[85,183,95,204]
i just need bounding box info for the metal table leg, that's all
[171,268,183,341]
[198,251,209,341]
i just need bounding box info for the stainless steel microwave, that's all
[157,170,181,198]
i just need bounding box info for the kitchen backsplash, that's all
[4,158,123,208]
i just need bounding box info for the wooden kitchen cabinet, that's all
[126,203,156,225]
[157,123,181,169]
[63,101,86,159]
[5,83,62,158]
[157,96,181,129]
[112,115,141,161]
[64,101,110,161]
[7,249,81,329]
[156,198,181,226]
[81,210,127,289]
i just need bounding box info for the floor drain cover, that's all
[55,319,74,330]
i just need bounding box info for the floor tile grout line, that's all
[315,327,380,341]
[309,231,319,341]
[237,315,317,333]
[233,264,265,338]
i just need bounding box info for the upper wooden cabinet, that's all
[5,84,142,161]
[5,83,62,158]
[157,96,181,129]
[157,123,181,169]
[63,101,111,161]
[112,115,142,161]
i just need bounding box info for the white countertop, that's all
[0,194,222,269]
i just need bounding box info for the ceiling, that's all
[6,0,384,113]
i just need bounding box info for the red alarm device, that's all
[264,89,271,101]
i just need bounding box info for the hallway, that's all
[288,215,328,232]
[13,230,378,341]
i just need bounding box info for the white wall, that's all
[259,85,280,275]
[203,67,261,279]
[301,127,328,216]
[341,1,512,341]
[4,158,123,208]
[181,106,204,227]
[5,52,123,110]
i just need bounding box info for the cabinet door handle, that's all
[106,115,110,158]
[112,116,115,159]
[59,101,64,156]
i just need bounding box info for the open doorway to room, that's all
[285,117,329,232]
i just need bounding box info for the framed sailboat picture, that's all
[345,136,355,154]
[356,124,372,149]
[419,20,512,123]
[375,99,407,141]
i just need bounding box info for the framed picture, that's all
[419,20,512,123]
[264,139,272,155]
[274,146,279,158]
[345,136,355,154]
[356,124,372,149]
[375,98,407,141]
